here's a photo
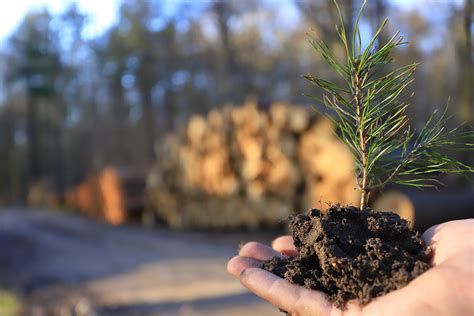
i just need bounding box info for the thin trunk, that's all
[137,50,157,163]
[142,88,156,162]
[354,71,368,209]
[164,90,175,132]
[460,0,472,125]
[52,122,64,199]
[26,96,40,183]
[459,0,473,175]
[112,80,129,166]
[3,107,17,202]
[214,2,237,102]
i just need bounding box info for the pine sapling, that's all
[305,0,474,210]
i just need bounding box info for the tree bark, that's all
[213,2,238,102]
[459,0,473,173]
[26,96,41,183]
[460,0,472,125]
[52,121,64,199]
[142,87,156,162]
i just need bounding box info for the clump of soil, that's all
[263,205,431,308]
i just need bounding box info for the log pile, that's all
[65,167,147,225]
[148,100,360,229]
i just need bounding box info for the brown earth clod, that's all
[263,205,431,308]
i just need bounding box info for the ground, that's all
[0,208,280,316]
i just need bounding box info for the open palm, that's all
[228,219,474,316]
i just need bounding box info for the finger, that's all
[422,219,474,265]
[240,268,333,316]
[272,236,298,257]
[239,241,282,261]
[422,224,438,246]
[227,256,262,278]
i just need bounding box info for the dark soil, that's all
[262,206,432,308]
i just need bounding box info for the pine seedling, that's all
[305,0,474,210]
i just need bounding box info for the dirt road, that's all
[0,209,281,315]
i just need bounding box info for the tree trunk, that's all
[213,2,238,102]
[111,80,129,166]
[2,106,20,202]
[459,0,473,172]
[460,0,472,125]
[142,88,156,162]
[52,121,64,199]
[26,96,41,183]
[164,90,175,132]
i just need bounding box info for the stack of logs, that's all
[64,167,147,225]
[147,100,360,229]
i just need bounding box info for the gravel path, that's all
[0,208,281,315]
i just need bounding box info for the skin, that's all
[227,219,474,316]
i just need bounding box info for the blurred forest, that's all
[0,0,472,205]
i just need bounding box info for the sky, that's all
[0,0,464,43]
[0,0,118,41]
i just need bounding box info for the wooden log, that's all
[75,181,94,218]
[97,167,126,225]
[269,102,288,129]
[372,190,474,232]
[186,115,207,145]
[298,118,359,210]
[287,105,309,133]
[68,167,147,225]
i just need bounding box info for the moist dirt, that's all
[263,206,431,308]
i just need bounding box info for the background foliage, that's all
[0,0,472,204]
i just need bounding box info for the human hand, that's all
[227,219,474,316]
